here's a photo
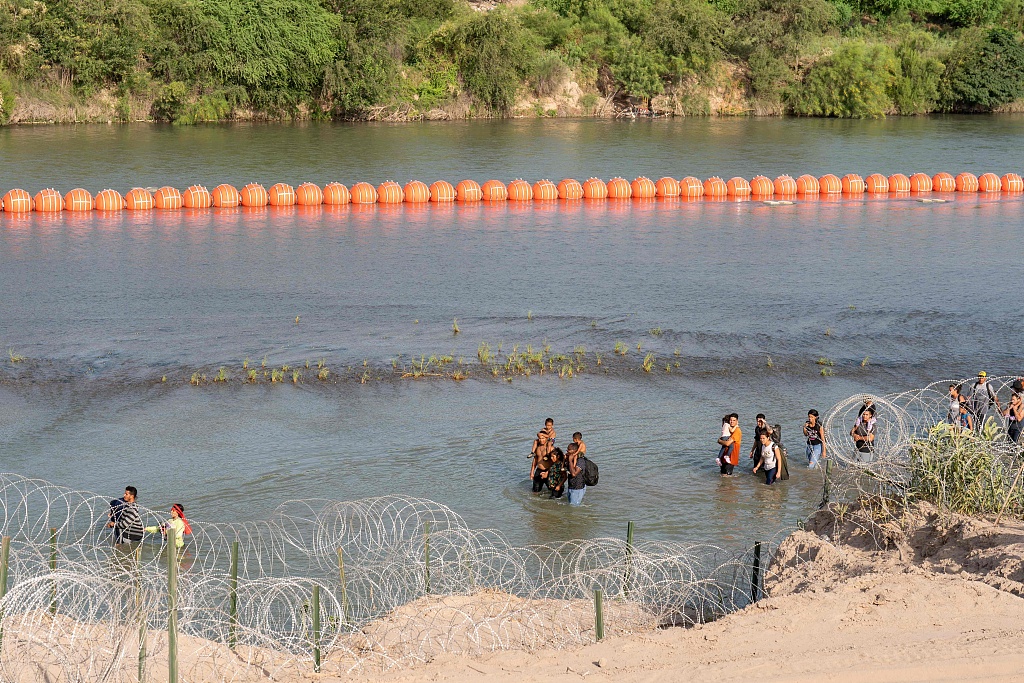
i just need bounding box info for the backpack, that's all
[582,456,599,486]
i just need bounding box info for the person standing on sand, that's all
[566,443,586,505]
[107,486,143,546]
[803,409,826,469]
[718,413,741,476]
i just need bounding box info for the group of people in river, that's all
[107,486,192,547]
[528,419,590,506]
[947,372,1024,443]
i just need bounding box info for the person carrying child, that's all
[529,418,556,483]
[715,415,734,468]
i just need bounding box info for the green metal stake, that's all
[49,528,57,615]
[336,547,349,626]
[594,589,604,641]
[424,521,431,595]
[0,535,10,650]
[167,528,178,683]
[750,541,762,603]
[136,544,147,683]
[311,585,321,673]
[229,541,238,650]
[623,520,635,598]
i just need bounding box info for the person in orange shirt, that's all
[718,413,741,476]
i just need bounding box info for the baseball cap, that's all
[978,371,987,377]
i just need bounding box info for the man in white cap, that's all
[967,371,1002,432]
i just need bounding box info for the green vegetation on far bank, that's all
[1,0,1023,124]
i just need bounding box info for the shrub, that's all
[939,28,1024,111]
[610,35,664,99]
[748,46,793,104]
[0,71,14,124]
[644,0,726,74]
[534,53,570,95]
[889,34,944,114]
[790,42,897,117]
[152,80,188,121]
[941,0,1005,27]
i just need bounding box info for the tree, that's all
[939,28,1024,111]
[611,35,664,99]
[790,42,897,117]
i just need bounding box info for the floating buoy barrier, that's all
[582,177,607,199]
[4,171,1023,215]
[932,172,955,192]
[507,179,533,201]
[607,177,631,199]
[865,173,889,194]
[323,182,350,205]
[64,188,93,211]
[183,185,212,209]
[268,182,297,206]
[125,188,153,211]
[2,188,33,212]
[211,184,240,207]
[703,177,728,198]
[295,182,324,206]
[655,176,680,198]
[532,179,558,201]
[727,176,751,197]
[681,177,704,199]
[481,180,508,202]
[750,176,773,197]
[240,183,269,207]
[955,172,978,192]
[978,172,1001,193]
[376,181,404,204]
[429,180,455,203]
[1002,173,1024,192]
[94,189,125,211]
[908,173,932,193]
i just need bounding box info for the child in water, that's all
[144,503,192,548]
[716,415,733,466]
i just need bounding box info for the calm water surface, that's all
[1,117,1023,549]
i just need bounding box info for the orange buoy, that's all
[655,177,681,198]
[955,172,978,192]
[210,184,240,207]
[607,177,632,199]
[125,188,154,210]
[295,182,324,205]
[703,176,728,197]
[154,186,183,209]
[680,177,704,199]
[94,189,125,211]
[631,176,656,199]
[841,174,865,194]
[33,188,64,212]
[183,185,212,209]
[978,172,1001,192]
[582,177,608,199]
[429,181,456,202]
[795,175,819,195]
[908,173,932,193]
[350,182,378,204]
[727,177,752,197]
[323,182,351,205]
[2,189,33,212]
[402,181,430,203]
[865,174,889,194]
[750,176,774,197]
[507,179,533,201]
[481,180,508,201]
[557,178,583,200]
[268,182,296,206]
[532,179,558,201]
[888,173,911,193]
[240,183,269,207]
[773,175,797,196]
[932,172,955,193]
[63,188,93,211]
[377,181,404,204]
[1001,173,1023,193]
[818,174,841,194]
[456,179,482,202]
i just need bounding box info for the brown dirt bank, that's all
[342,502,1024,683]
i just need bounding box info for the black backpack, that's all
[582,456,599,486]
